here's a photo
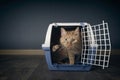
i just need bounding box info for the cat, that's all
[52,27,82,65]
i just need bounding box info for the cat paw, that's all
[52,45,60,52]
[69,62,74,65]
[69,60,74,65]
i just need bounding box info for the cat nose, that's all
[68,43,72,47]
[71,39,74,42]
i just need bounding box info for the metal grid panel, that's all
[81,21,111,69]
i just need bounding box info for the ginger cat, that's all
[52,27,81,65]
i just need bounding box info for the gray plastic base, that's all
[44,49,92,71]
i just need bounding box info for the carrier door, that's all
[81,21,111,69]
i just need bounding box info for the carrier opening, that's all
[50,26,83,65]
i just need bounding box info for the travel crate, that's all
[42,21,111,71]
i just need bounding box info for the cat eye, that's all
[65,39,67,41]
[72,39,75,41]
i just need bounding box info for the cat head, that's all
[60,27,80,49]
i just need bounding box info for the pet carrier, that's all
[42,20,111,71]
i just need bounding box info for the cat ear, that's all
[75,27,79,32]
[61,28,66,36]
[74,27,80,36]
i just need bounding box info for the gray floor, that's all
[0,55,120,80]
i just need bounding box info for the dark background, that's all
[0,0,120,49]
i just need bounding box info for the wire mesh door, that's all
[81,21,111,69]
